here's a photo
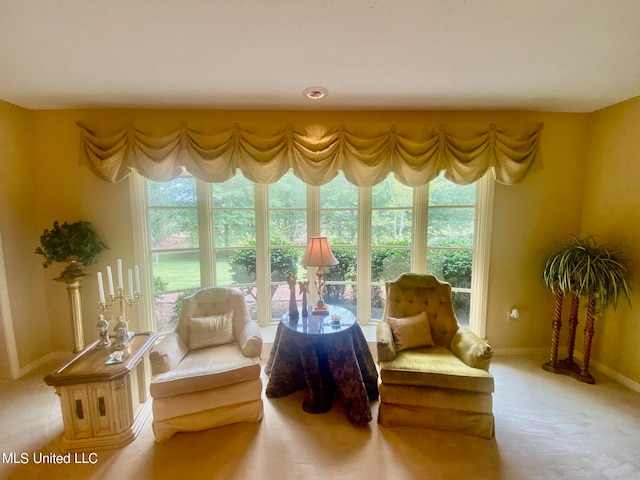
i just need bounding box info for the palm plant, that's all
[541,236,630,383]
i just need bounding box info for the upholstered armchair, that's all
[376,273,495,439]
[149,287,263,443]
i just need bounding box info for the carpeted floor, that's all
[1,354,639,480]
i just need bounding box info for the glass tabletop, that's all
[281,305,356,335]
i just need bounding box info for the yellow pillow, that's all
[188,311,235,349]
[388,311,435,351]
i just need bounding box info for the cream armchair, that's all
[149,287,263,443]
[377,273,495,439]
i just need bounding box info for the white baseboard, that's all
[19,351,73,378]
[492,347,551,356]
[572,351,640,394]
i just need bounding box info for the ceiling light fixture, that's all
[303,86,328,100]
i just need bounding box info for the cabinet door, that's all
[111,376,134,432]
[88,383,116,436]
[60,385,92,439]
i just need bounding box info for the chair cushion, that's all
[188,311,235,349]
[150,342,261,399]
[380,346,494,393]
[379,383,493,414]
[388,311,435,351]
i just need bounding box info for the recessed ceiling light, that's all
[303,86,328,100]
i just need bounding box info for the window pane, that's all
[372,209,412,245]
[270,246,304,282]
[427,249,473,288]
[427,208,475,247]
[321,173,358,245]
[152,251,201,292]
[453,291,471,328]
[371,248,411,282]
[154,289,198,333]
[320,210,357,245]
[429,174,476,206]
[371,284,386,320]
[147,177,196,206]
[372,176,412,208]
[149,208,199,249]
[214,210,256,247]
[227,248,257,284]
[271,285,290,321]
[269,172,306,208]
[321,173,357,208]
[213,175,254,208]
[324,247,357,310]
[270,210,307,245]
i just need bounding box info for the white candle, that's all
[134,265,141,293]
[106,266,115,296]
[128,269,134,298]
[97,272,106,304]
[117,259,123,289]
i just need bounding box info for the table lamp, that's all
[300,234,339,315]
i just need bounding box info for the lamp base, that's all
[312,300,330,316]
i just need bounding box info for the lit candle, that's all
[128,269,134,298]
[97,272,106,304]
[134,265,141,293]
[106,266,115,296]
[117,259,123,289]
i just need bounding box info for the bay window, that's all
[136,170,492,334]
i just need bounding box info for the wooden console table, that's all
[44,332,158,451]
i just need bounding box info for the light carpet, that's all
[1,354,639,480]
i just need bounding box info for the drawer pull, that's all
[98,396,106,416]
[75,399,84,420]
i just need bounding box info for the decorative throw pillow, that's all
[387,311,435,351]
[188,311,235,349]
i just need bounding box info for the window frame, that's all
[131,171,494,336]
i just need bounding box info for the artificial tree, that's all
[36,220,107,352]
[541,236,630,383]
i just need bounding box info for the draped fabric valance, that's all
[77,121,543,187]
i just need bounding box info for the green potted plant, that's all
[35,220,108,280]
[541,235,630,383]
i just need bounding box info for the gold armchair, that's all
[149,287,263,443]
[377,273,495,439]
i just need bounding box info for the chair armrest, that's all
[238,321,262,358]
[376,321,397,363]
[450,328,493,371]
[149,332,189,376]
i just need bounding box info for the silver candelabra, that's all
[96,260,142,349]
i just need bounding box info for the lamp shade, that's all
[300,234,339,267]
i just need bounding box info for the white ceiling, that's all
[1,0,639,112]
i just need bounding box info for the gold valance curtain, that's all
[78,122,543,187]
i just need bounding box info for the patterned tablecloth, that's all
[265,317,379,424]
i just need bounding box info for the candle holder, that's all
[97,287,142,349]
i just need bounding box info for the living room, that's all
[1,2,640,479]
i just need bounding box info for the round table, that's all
[281,305,356,335]
[265,306,378,424]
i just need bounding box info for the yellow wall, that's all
[0,101,52,370]
[579,96,640,384]
[3,107,592,368]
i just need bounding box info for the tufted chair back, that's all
[175,287,251,347]
[382,273,460,348]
